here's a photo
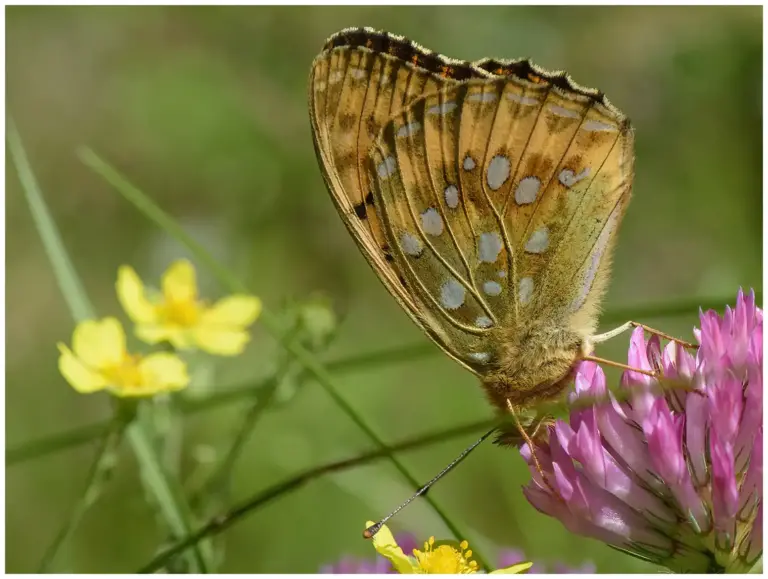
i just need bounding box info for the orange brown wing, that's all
[308,28,494,366]
[367,73,633,373]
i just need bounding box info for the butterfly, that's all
[308,27,634,425]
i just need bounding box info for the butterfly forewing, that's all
[310,46,434,336]
[516,98,633,324]
[309,29,501,370]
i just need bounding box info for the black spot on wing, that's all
[354,202,367,219]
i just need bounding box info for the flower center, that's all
[157,297,201,327]
[414,538,478,574]
[103,353,144,390]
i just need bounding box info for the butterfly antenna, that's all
[363,427,497,539]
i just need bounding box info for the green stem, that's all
[7,421,111,465]
[37,414,127,572]
[190,342,294,507]
[10,125,210,573]
[126,415,211,573]
[137,417,496,573]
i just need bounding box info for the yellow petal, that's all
[57,343,107,393]
[134,324,194,350]
[122,352,190,397]
[192,327,250,356]
[200,295,261,328]
[71,318,126,368]
[367,521,416,574]
[490,561,534,574]
[116,265,156,324]
[162,260,198,304]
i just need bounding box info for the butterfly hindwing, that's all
[369,81,517,372]
[368,75,633,373]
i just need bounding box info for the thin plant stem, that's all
[127,419,211,572]
[190,339,295,508]
[11,125,210,573]
[37,415,127,572]
[137,417,496,573]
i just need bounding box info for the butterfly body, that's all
[482,318,587,410]
[310,28,634,416]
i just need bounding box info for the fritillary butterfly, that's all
[309,27,634,420]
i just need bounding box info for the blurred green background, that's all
[6,5,762,574]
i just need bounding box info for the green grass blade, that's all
[127,421,210,572]
[8,120,94,322]
[37,418,126,572]
[77,147,246,293]
[10,126,209,572]
[7,420,111,465]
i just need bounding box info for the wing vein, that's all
[519,101,595,244]
[540,128,623,285]
[376,144,490,336]
[420,96,477,288]
[475,81,519,320]
[391,119,496,321]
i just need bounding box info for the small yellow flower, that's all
[57,317,189,397]
[367,521,533,574]
[117,260,261,356]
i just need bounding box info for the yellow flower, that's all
[367,522,533,574]
[117,260,261,356]
[57,317,189,397]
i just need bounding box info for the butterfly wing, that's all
[490,65,634,337]
[310,29,634,381]
[309,29,492,367]
[369,79,520,373]
[367,71,633,374]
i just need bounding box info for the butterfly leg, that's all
[592,321,697,349]
[528,415,553,440]
[582,355,658,378]
[590,320,634,344]
[629,322,697,349]
[506,400,561,500]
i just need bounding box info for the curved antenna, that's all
[363,427,497,539]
